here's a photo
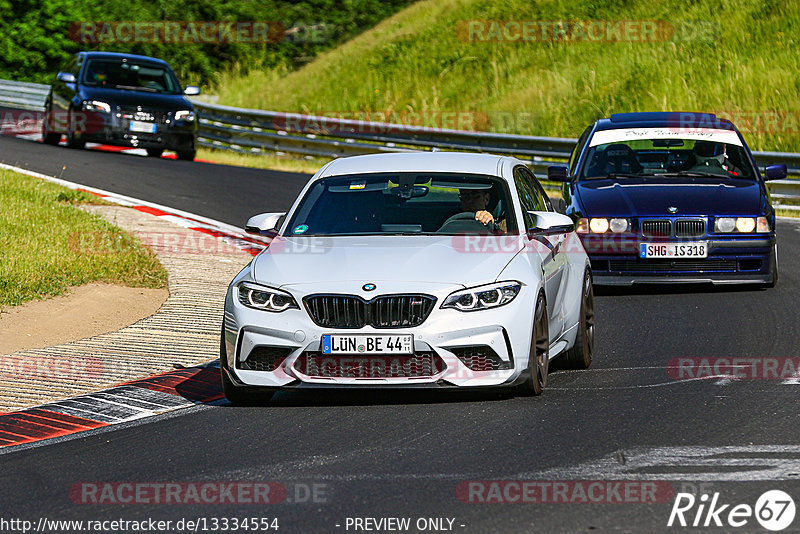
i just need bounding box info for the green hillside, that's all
[210,0,800,152]
[0,0,412,86]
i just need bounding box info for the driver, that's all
[692,140,741,175]
[458,188,506,232]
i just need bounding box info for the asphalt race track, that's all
[2,135,800,533]
[0,135,309,227]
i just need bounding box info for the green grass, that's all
[210,0,800,153]
[196,147,327,174]
[776,208,800,218]
[0,169,168,308]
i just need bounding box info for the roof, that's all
[319,152,512,178]
[594,112,735,131]
[79,51,170,66]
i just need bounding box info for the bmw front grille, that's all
[675,219,706,238]
[641,220,672,237]
[303,294,436,328]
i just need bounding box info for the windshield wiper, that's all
[604,173,646,179]
[112,85,158,93]
[666,171,729,178]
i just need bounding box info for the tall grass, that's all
[210,0,800,152]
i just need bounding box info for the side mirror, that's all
[184,86,201,96]
[527,211,575,237]
[245,212,286,236]
[764,164,787,181]
[57,72,76,84]
[547,165,570,182]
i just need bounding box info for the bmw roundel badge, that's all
[668,206,679,214]
[362,283,376,291]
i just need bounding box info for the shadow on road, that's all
[594,283,767,297]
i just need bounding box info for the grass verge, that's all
[776,208,800,218]
[0,169,168,309]
[196,147,326,174]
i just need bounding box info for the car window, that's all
[514,166,548,229]
[570,125,592,174]
[81,59,181,94]
[519,166,552,211]
[580,136,755,180]
[62,55,79,76]
[285,172,518,236]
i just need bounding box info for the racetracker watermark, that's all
[667,357,800,380]
[0,355,104,381]
[0,109,43,135]
[66,232,324,255]
[712,110,800,134]
[69,230,240,255]
[274,110,593,135]
[457,20,718,43]
[451,234,590,255]
[272,110,492,134]
[69,21,284,44]
[457,480,674,503]
[68,482,328,505]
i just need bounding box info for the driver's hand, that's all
[475,210,495,226]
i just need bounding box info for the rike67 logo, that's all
[668,490,796,531]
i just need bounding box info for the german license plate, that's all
[321,334,413,355]
[129,121,156,133]
[640,242,708,258]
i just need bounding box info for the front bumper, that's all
[580,234,776,285]
[222,281,537,390]
[78,110,196,150]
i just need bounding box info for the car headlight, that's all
[81,100,111,113]
[736,217,755,233]
[714,217,736,233]
[714,217,767,233]
[442,281,522,312]
[174,110,195,121]
[577,218,627,234]
[609,218,629,233]
[589,218,609,233]
[237,282,298,312]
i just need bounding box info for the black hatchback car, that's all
[43,51,200,160]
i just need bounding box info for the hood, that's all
[576,177,763,217]
[79,86,192,110]
[252,235,525,288]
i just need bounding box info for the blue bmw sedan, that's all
[549,112,785,286]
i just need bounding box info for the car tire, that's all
[65,108,85,149]
[219,326,275,405]
[767,245,778,288]
[176,149,196,161]
[41,113,61,145]
[561,269,595,369]
[146,148,164,158]
[518,292,549,396]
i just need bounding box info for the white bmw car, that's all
[221,152,594,403]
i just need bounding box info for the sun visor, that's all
[589,127,743,147]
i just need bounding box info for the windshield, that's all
[580,134,755,180]
[285,172,518,236]
[81,59,181,94]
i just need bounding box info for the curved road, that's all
[2,135,800,533]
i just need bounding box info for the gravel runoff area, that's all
[0,205,252,412]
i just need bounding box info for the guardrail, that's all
[1,77,798,208]
[0,79,50,111]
